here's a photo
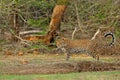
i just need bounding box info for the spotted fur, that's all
[56,32,115,60]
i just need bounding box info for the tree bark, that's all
[49,5,67,31]
[45,0,69,45]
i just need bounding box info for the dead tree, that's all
[45,0,69,45]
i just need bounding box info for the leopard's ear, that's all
[61,37,66,40]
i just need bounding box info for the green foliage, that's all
[0,0,55,31]
[115,29,120,37]
[65,0,120,24]
[0,0,120,37]
[32,42,46,48]
[31,0,55,8]
[27,18,49,27]
[57,0,69,5]
[13,0,19,4]
[63,0,120,37]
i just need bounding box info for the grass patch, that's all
[0,71,120,80]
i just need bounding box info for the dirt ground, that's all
[0,54,120,74]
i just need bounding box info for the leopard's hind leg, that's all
[86,51,99,61]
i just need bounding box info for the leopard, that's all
[56,29,115,61]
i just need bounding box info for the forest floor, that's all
[0,28,120,75]
[0,53,120,75]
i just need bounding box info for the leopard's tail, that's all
[104,32,115,46]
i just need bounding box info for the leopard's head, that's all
[56,37,69,48]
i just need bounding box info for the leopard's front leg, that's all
[61,48,70,60]
[65,52,70,60]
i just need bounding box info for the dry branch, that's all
[19,30,42,36]
[72,27,77,40]
[14,35,31,46]
[91,29,100,40]
[74,0,83,31]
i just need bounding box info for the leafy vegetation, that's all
[0,0,119,31]
[64,0,120,37]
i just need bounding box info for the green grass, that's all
[0,71,120,80]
